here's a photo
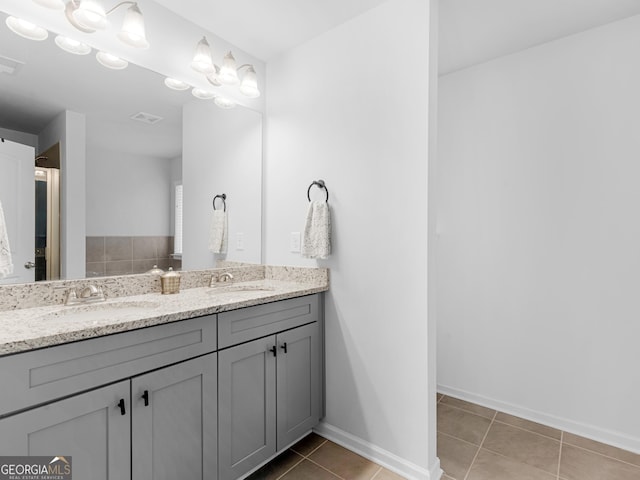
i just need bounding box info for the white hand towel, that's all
[302,201,331,259]
[208,210,228,254]
[0,201,13,279]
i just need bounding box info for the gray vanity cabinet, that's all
[0,381,131,480]
[217,295,322,480]
[132,353,217,480]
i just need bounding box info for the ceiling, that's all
[439,0,640,75]
[152,0,390,61]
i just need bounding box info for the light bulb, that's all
[214,96,236,109]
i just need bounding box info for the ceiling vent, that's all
[0,55,24,75]
[130,111,164,125]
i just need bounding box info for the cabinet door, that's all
[276,322,321,449]
[218,336,276,480]
[131,353,217,480]
[0,381,130,480]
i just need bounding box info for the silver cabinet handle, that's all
[24,261,36,269]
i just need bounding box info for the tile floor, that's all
[247,433,404,480]
[437,393,640,480]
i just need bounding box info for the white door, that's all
[0,139,35,284]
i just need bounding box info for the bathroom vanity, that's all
[0,266,327,480]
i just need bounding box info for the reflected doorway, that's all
[34,143,60,281]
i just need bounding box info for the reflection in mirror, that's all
[0,9,262,286]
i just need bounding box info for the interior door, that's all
[0,139,35,284]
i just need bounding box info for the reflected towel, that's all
[0,201,13,278]
[208,210,228,254]
[302,201,331,259]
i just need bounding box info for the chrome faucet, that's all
[65,284,106,305]
[210,272,234,287]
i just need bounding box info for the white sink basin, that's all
[39,301,160,322]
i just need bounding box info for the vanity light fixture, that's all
[164,77,190,91]
[191,88,216,100]
[188,38,262,100]
[191,36,215,74]
[96,51,128,69]
[5,16,49,41]
[55,35,91,55]
[33,0,65,10]
[39,0,151,48]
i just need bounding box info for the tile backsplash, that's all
[86,236,182,277]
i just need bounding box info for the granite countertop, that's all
[0,278,328,356]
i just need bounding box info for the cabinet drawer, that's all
[218,294,319,349]
[0,315,217,418]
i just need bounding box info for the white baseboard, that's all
[314,422,443,480]
[438,384,640,455]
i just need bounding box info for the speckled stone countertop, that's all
[0,265,328,356]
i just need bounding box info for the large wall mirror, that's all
[0,8,262,286]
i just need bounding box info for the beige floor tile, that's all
[440,396,496,419]
[290,433,327,456]
[560,444,640,480]
[442,476,456,480]
[437,433,479,480]
[563,432,640,467]
[309,441,380,480]
[280,459,341,479]
[372,467,405,480]
[494,412,562,440]
[467,449,557,480]
[437,404,492,445]
[482,421,560,474]
[246,450,303,480]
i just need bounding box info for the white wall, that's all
[264,0,439,478]
[85,148,173,236]
[438,15,640,453]
[183,101,263,269]
[38,110,85,280]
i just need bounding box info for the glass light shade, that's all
[32,0,65,10]
[55,35,91,55]
[72,0,108,30]
[218,51,239,85]
[96,51,128,70]
[5,17,48,41]
[117,4,149,49]
[191,37,214,74]
[192,88,215,100]
[214,96,236,109]
[239,66,260,98]
[164,77,190,91]
[206,70,222,87]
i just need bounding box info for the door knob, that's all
[24,261,36,269]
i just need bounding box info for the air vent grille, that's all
[0,55,24,75]
[130,111,164,125]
